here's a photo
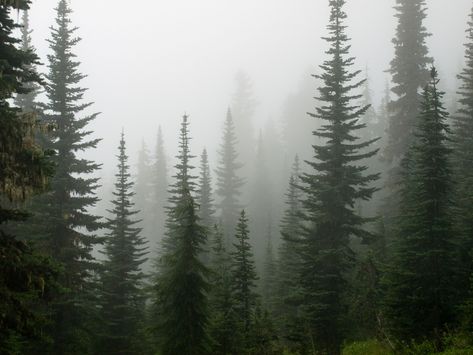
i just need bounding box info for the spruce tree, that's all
[216,108,244,246]
[231,210,258,345]
[298,1,379,353]
[383,68,457,344]
[0,2,59,352]
[453,6,473,303]
[99,132,149,354]
[22,1,103,352]
[197,148,215,230]
[384,0,431,164]
[156,115,210,355]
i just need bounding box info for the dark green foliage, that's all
[298,0,379,353]
[231,210,259,344]
[16,1,103,352]
[98,132,149,354]
[216,109,244,246]
[155,115,210,355]
[348,251,380,340]
[383,69,457,345]
[0,2,59,353]
[384,0,431,164]
[208,224,238,355]
[452,6,473,305]
[197,148,215,230]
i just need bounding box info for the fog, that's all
[26,0,470,177]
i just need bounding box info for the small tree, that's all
[155,115,210,355]
[231,210,259,345]
[99,132,149,354]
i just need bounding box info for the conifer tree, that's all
[231,210,258,345]
[14,9,40,113]
[453,6,473,302]
[231,71,257,177]
[0,2,59,352]
[99,132,149,354]
[208,224,237,355]
[22,1,103,352]
[197,148,215,230]
[150,126,168,247]
[383,68,457,344]
[384,0,431,164]
[155,115,210,355]
[216,109,244,246]
[276,156,305,348]
[134,140,152,242]
[298,1,379,353]
[262,224,277,314]
[249,131,272,265]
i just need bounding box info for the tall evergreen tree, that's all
[99,132,149,355]
[197,148,215,230]
[231,70,257,178]
[453,6,473,303]
[155,115,210,355]
[134,140,152,244]
[383,68,457,345]
[150,126,168,249]
[298,1,379,353]
[231,210,259,345]
[21,1,103,352]
[14,9,40,113]
[384,0,431,165]
[249,131,272,268]
[0,2,59,352]
[216,108,244,246]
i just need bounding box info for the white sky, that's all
[25,0,472,179]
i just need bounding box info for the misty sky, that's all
[25,0,472,182]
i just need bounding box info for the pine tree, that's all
[99,132,149,354]
[0,2,59,353]
[231,210,259,345]
[298,1,379,353]
[383,68,457,345]
[197,148,215,230]
[384,0,431,165]
[155,115,210,355]
[21,1,103,352]
[453,6,473,304]
[14,9,40,113]
[216,108,244,246]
